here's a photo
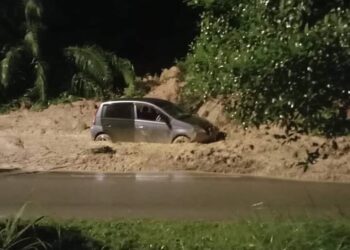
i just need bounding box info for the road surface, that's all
[0,172,349,220]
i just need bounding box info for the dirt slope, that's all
[0,99,349,182]
[144,66,185,103]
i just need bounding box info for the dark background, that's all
[44,0,200,75]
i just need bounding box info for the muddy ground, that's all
[0,99,349,182]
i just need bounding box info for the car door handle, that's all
[137,125,144,129]
[106,124,112,128]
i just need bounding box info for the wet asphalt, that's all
[0,171,349,220]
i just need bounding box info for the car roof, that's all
[102,98,173,106]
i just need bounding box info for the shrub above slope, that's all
[183,0,350,135]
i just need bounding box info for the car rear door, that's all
[135,103,171,143]
[101,102,135,142]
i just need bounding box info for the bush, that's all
[183,0,350,135]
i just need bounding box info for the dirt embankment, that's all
[0,67,349,182]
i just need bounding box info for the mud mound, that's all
[197,99,230,127]
[0,136,24,156]
[145,79,184,103]
[2,100,98,134]
[40,100,97,132]
[159,66,183,82]
[144,66,185,103]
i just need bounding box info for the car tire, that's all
[95,133,111,142]
[173,136,190,144]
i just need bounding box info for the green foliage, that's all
[24,30,40,58]
[33,60,48,102]
[183,0,350,135]
[24,0,43,25]
[0,0,48,103]
[1,0,140,104]
[24,0,47,103]
[0,205,45,250]
[65,46,113,98]
[65,46,113,85]
[110,55,136,97]
[65,46,136,99]
[0,47,24,89]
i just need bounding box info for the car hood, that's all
[180,115,213,128]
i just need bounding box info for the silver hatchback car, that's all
[90,98,218,143]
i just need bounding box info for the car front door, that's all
[135,103,171,143]
[101,102,135,142]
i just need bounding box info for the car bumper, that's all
[193,130,219,143]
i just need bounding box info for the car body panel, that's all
[135,120,171,143]
[90,98,218,143]
[101,117,135,142]
[99,102,135,142]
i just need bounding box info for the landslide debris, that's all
[0,67,349,182]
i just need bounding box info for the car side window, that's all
[136,104,163,122]
[103,103,134,119]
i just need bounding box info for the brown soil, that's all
[0,99,349,182]
[144,66,185,103]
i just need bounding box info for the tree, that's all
[0,0,48,103]
[0,0,137,104]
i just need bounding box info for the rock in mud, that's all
[88,146,116,155]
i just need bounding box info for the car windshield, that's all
[155,101,191,119]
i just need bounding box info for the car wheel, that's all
[95,134,111,142]
[173,136,190,144]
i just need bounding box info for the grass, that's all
[0,205,45,250]
[1,216,350,250]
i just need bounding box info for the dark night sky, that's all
[44,0,200,74]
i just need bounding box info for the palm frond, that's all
[24,0,43,24]
[110,55,136,88]
[65,46,113,87]
[24,29,40,57]
[34,60,47,102]
[0,46,24,88]
[71,73,104,98]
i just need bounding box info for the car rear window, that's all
[103,103,134,119]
